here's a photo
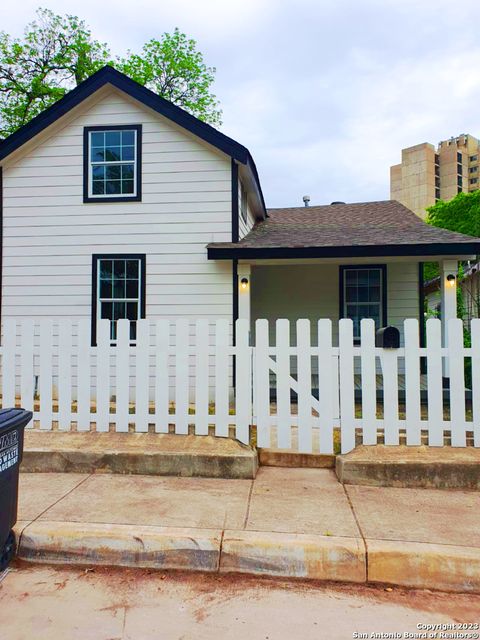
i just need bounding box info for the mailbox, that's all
[375,326,400,349]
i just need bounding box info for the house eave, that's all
[207,243,480,261]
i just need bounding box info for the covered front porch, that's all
[207,200,480,398]
[238,256,464,350]
[238,257,460,399]
[208,199,480,348]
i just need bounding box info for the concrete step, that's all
[258,449,335,469]
[336,444,480,489]
[21,431,258,479]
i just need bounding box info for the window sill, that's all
[84,195,141,204]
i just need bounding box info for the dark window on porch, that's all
[340,266,387,338]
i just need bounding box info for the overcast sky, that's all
[1,1,480,208]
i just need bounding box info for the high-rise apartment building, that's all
[390,134,480,218]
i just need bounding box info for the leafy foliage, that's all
[0,8,110,137]
[423,261,439,282]
[426,190,480,238]
[0,9,221,138]
[118,29,221,127]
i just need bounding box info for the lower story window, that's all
[93,254,146,342]
[340,266,386,339]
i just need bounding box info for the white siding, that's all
[251,262,420,345]
[2,88,233,324]
[252,264,340,344]
[386,262,420,344]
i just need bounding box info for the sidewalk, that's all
[15,467,480,593]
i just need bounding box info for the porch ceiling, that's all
[207,200,480,261]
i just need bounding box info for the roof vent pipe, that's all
[302,195,310,207]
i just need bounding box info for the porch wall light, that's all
[446,274,456,287]
[240,277,249,290]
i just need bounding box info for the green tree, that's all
[0,8,110,136]
[426,190,480,237]
[0,9,222,138]
[118,29,221,127]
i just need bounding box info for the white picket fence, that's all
[0,317,479,453]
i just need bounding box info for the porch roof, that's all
[207,200,480,260]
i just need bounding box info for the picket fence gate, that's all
[0,317,479,454]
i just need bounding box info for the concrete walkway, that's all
[15,468,480,593]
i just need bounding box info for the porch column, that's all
[440,259,458,378]
[238,264,251,329]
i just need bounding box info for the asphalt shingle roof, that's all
[207,200,480,259]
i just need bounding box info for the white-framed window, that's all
[93,255,145,342]
[341,266,386,339]
[84,125,142,202]
[240,181,248,223]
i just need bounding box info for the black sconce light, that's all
[446,274,456,287]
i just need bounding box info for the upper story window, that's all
[240,181,248,224]
[83,125,142,203]
[470,155,478,162]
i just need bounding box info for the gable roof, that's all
[0,65,266,216]
[207,200,480,259]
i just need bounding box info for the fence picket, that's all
[297,319,312,453]
[404,319,421,445]
[448,318,466,447]
[155,319,170,434]
[318,319,334,454]
[276,319,291,449]
[175,318,189,435]
[135,319,150,433]
[39,319,53,429]
[195,319,209,435]
[472,319,480,447]
[76,320,91,431]
[360,319,377,445]
[96,319,111,432]
[57,320,72,430]
[426,319,443,446]
[235,319,251,444]
[381,349,399,445]
[20,319,34,419]
[214,319,230,437]
[2,319,16,409]
[115,320,130,432]
[339,319,356,453]
[255,319,270,448]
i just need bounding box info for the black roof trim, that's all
[0,65,266,215]
[207,242,480,260]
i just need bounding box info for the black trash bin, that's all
[0,408,32,570]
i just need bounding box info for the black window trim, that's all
[339,264,388,343]
[83,124,142,203]
[91,253,146,346]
